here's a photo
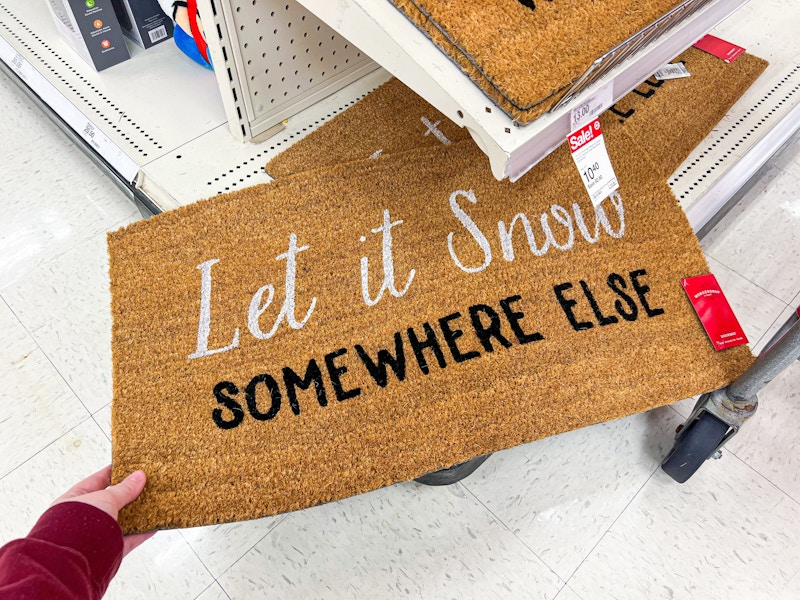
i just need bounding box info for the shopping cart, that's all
[416,306,800,486]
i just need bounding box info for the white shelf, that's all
[0,0,798,232]
[0,0,226,184]
[293,0,748,181]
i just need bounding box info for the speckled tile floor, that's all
[1,66,799,600]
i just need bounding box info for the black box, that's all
[45,0,131,71]
[111,0,174,49]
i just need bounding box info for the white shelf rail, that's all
[0,33,138,183]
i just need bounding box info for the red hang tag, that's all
[682,274,748,351]
[693,34,745,63]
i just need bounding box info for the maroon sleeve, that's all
[0,501,124,599]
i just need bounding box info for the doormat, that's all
[110,131,753,533]
[266,48,767,181]
[388,0,685,122]
[607,47,767,180]
[265,76,472,178]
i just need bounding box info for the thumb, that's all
[105,470,147,512]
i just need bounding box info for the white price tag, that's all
[653,62,691,80]
[570,81,614,131]
[568,118,619,206]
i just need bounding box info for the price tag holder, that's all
[10,52,30,82]
[568,118,619,206]
[570,81,614,131]
[0,37,138,183]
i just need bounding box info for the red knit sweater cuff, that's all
[28,502,124,591]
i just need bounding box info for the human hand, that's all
[52,465,155,557]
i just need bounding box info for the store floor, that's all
[1,73,799,600]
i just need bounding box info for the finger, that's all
[122,531,156,558]
[54,465,112,503]
[104,470,147,512]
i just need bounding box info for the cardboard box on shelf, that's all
[45,0,130,71]
[110,0,173,49]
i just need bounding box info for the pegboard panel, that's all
[203,0,378,141]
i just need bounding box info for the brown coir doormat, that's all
[109,134,753,533]
[388,0,684,122]
[608,48,767,179]
[265,76,472,178]
[266,48,767,181]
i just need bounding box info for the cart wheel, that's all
[661,412,730,483]
[415,454,491,486]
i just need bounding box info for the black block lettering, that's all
[607,272,638,321]
[212,381,245,430]
[499,295,543,344]
[554,282,594,331]
[355,332,407,388]
[324,348,362,402]
[407,322,447,375]
[439,312,481,363]
[630,269,665,317]
[245,373,282,421]
[469,303,513,352]
[579,280,619,326]
[283,359,328,416]
[610,104,635,120]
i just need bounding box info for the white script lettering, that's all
[188,233,317,360]
[360,209,416,306]
[248,233,317,339]
[448,189,493,274]
[450,190,626,272]
[188,259,240,359]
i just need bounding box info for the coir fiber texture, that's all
[265,76,472,179]
[266,48,767,181]
[110,128,753,533]
[607,47,767,180]
[388,0,684,122]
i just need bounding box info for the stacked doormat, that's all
[267,47,767,180]
[606,47,767,180]
[387,0,687,122]
[109,50,765,534]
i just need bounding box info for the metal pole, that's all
[727,319,800,404]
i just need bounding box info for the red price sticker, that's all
[568,118,619,206]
